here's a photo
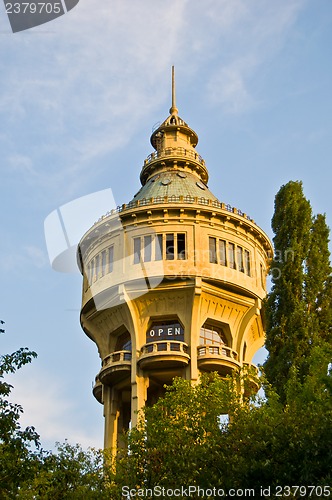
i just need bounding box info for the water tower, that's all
[78,68,273,451]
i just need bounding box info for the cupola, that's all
[140,67,209,186]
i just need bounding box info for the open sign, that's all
[147,323,184,342]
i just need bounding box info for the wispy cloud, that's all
[0,0,192,201]
[0,243,48,272]
[7,153,36,175]
[204,0,306,112]
[0,1,306,195]
[7,366,103,450]
[207,57,257,114]
[24,245,49,269]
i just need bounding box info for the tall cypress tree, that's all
[305,213,332,344]
[264,181,313,400]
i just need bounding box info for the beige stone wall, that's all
[79,199,272,449]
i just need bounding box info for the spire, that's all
[143,67,208,186]
[169,66,178,116]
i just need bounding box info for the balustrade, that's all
[197,345,240,375]
[103,350,132,365]
[138,340,190,369]
[144,147,205,167]
[197,345,238,359]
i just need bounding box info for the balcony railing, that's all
[94,197,255,226]
[242,362,260,396]
[92,374,103,404]
[141,341,188,354]
[197,345,240,375]
[103,350,132,365]
[144,147,206,167]
[242,362,259,377]
[138,340,190,369]
[99,350,132,385]
[197,345,238,359]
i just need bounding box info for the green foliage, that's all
[112,360,332,496]
[0,347,41,498]
[307,214,332,344]
[264,181,332,400]
[2,339,332,497]
[0,347,39,445]
[17,442,108,499]
[116,373,240,492]
[0,341,109,499]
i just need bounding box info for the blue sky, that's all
[1,0,332,451]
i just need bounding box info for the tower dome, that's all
[78,67,273,453]
[131,67,218,206]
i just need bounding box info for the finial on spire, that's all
[169,65,178,116]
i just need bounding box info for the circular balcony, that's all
[197,345,240,376]
[138,341,190,370]
[92,374,103,404]
[140,146,208,185]
[242,362,260,396]
[99,350,132,385]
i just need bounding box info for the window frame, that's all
[219,239,227,266]
[209,237,217,264]
[165,233,175,260]
[177,233,186,260]
[133,237,142,264]
[144,235,152,262]
[200,322,227,346]
[228,242,236,269]
[237,246,244,273]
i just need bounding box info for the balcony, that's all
[99,350,132,385]
[197,345,240,376]
[92,375,103,404]
[144,147,206,168]
[141,147,208,184]
[242,362,260,396]
[138,341,190,370]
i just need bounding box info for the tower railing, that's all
[197,345,240,376]
[137,340,190,369]
[102,350,132,366]
[95,197,255,224]
[98,351,132,387]
[144,147,206,167]
[140,340,189,355]
[242,362,259,376]
[92,374,103,404]
[197,345,238,360]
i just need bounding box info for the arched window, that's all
[115,332,132,352]
[200,322,227,346]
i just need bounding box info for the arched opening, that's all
[115,331,132,352]
[197,321,238,375]
[200,321,227,349]
[147,317,184,344]
[113,330,132,362]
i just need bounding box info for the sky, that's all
[1,0,332,451]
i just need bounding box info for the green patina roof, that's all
[130,170,219,204]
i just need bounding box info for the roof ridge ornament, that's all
[169,66,178,116]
